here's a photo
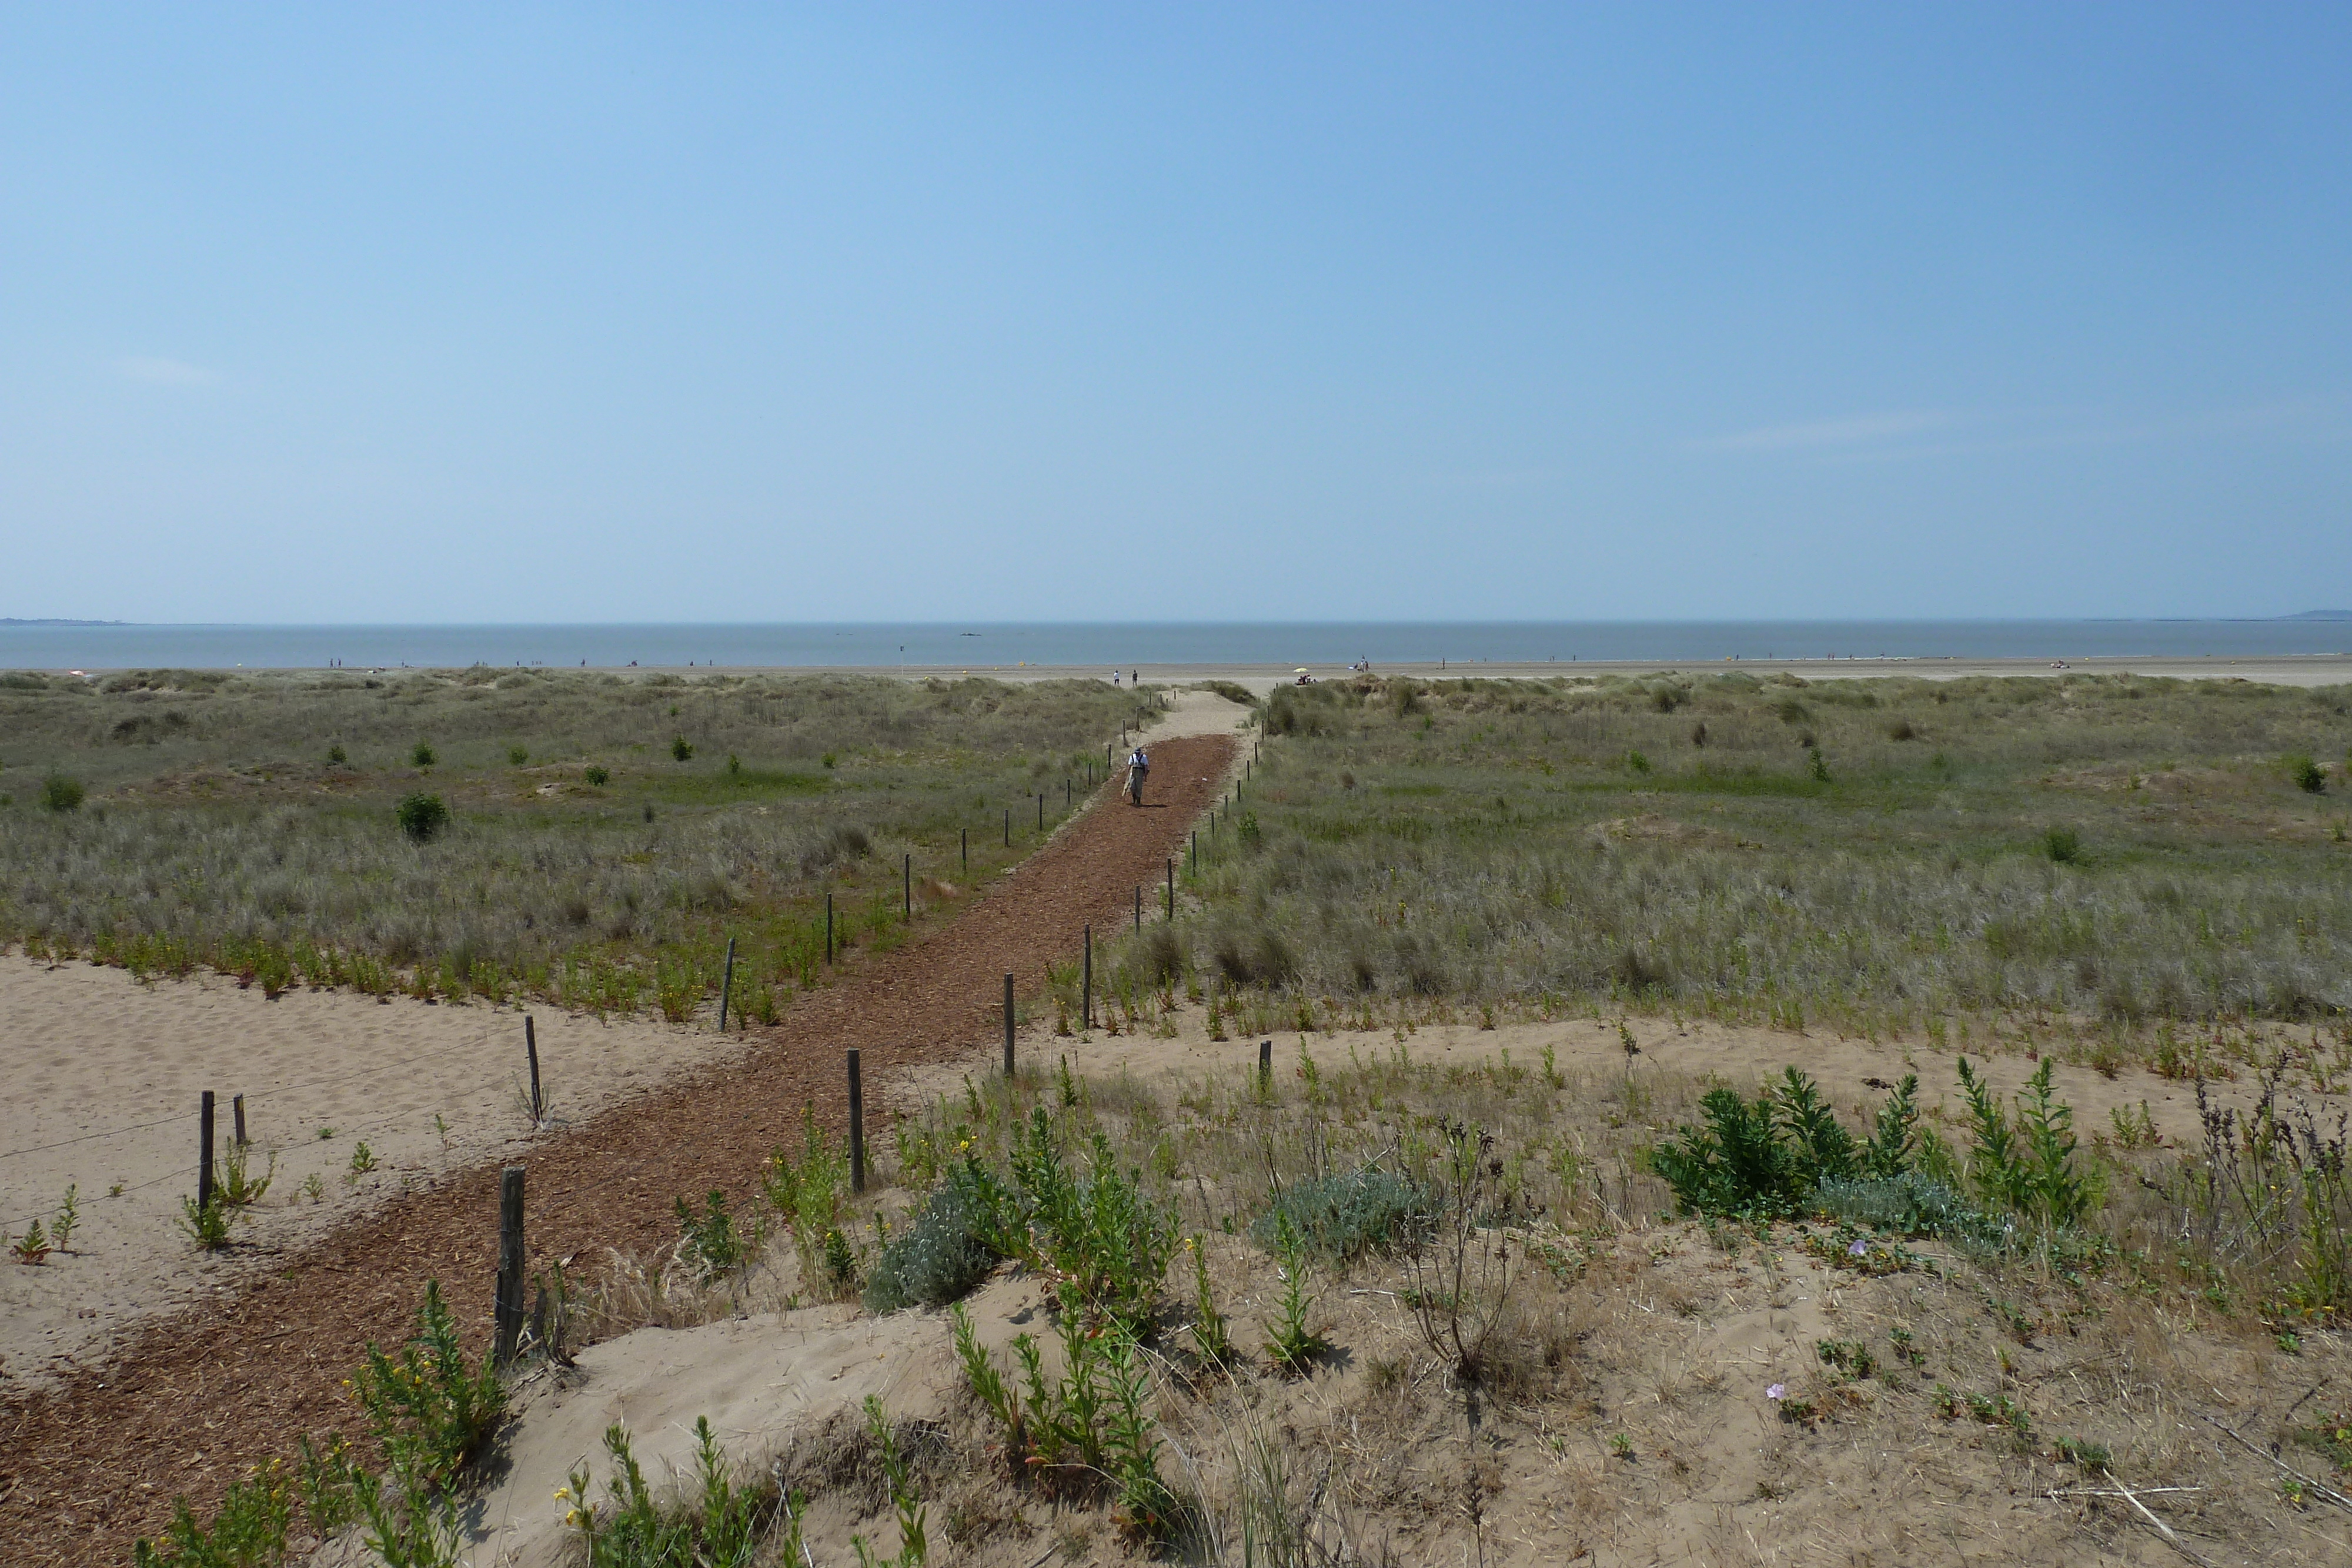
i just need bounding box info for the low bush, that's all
[1650,1069,1920,1219]
[1811,1173,2010,1246]
[2289,753,2328,793]
[395,793,450,842]
[41,773,84,812]
[1248,1168,1427,1264]
[863,1165,1006,1313]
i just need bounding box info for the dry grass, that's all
[0,668,1153,1018]
[1107,670,2352,1052]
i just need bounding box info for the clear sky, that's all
[4,5,2347,624]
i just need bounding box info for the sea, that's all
[2,620,2349,672]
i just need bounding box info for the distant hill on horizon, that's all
[2281,609,2352,621]
[0,618,128,627]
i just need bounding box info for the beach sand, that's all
[0,957,748,1389]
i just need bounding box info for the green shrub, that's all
[583,765,610,785]
[410,740,436,768]
[507,745,529,766]
[1956,1057,2097,1229]
[40,773,84,812]
[1002,1108,1179,1329]
[2288,753,2327,794]
[863,1165,1007,1312]
[395,793,450,842]
[1248,1168,1427,1264]
[670,735,694,762]
[1650,1068,1895,1218]
[327,743,349,765]
[2041,826,2083,864]
[1808,746,1832,783]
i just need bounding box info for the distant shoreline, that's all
[6,651,2350,690]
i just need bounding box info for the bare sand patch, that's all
[0,955,747,1390]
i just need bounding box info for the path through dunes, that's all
[0,728,1240,1566]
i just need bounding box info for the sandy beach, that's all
[0,958,750,1390]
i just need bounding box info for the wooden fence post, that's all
[1166,859,1175,919]
[525,1015,543,1124]
[717,938,736,1032]
[494,1166,526,1367]
[197,1091,215,1216]
[847,1050,866,1194]
[1004,972,1017,1076]
[1259,1038,1273,1094]
[1004,807,1011,847]
[1037,792,1044,831]
[962,826,968,871]
[232,1093,247,1149]
[1134,885,1142,931]
[826,892,834,966]
[904,854,911,919]
[1083,925,1092,1030]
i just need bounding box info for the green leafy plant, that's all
[1808,746,1831,784]
[851,1396,928,1567]
[41,773,85,812]
[1956,1057,2094,1228]
[50,1183,79,1251]
[133,1460,296,1568]
[326,743,349,765]
[673,1188,756,1278]
[395,793,450,842]
[1185,1236,1237,1369]
[670,735,694,762]
[11,1217,52,1265]
[583,764,610,785]
[1001,1107,1179,1330]
[179,1193,230,1251]
[1264,1215,1331,1375]
[349,1140,377,1177]
[507,745,528,765]
[217,1142,276,1208]
[410,741,436,768]
[564,1416,781,1568]
[2041,825,2083,864]
[2288,753,2327,794]
[763,1106,857,1297]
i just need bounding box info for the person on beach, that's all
[1126,744,1150,805]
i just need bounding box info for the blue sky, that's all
[4,5,2347,623]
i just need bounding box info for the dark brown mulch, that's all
[0,732,1237,1566]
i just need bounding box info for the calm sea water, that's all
[2,620,2348,671]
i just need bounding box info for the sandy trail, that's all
[0,706,1244,1566]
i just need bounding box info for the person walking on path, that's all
[1125,744,1150,805]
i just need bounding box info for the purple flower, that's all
[1766,1383,1787,1402]
[1849,1239,1869,1258]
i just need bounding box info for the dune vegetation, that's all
[0,667,1154,1021]
[1094,670,2352,1048]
